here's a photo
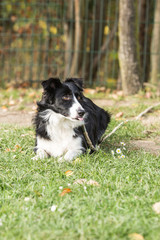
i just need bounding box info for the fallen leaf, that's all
[28,92,36,98]
[115,112,124,118]
[116,91,124,97]
[12,144,22,152]
[87,180,100,187]
[15,144,22,149]
[5,148,11,152]
[11,15,17,22]
[65,170,73,177]
[152,202,160,214]
[111,93,119,100]
[74,179,87,185]
[1,106,8,110]
[9,100,15,106]
[145,92,152,99]
[95,86,106,93]
[128,233,144,240]
[73,179,100,187]
[84,88,96,95]
[60,188,72,197]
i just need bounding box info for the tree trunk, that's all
[119,0,141,95]
[138,0,147,82]
[150,0,160,84]
[64,0,74,77]
[70,0,81,76]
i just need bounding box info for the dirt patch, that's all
[141,115,160,127]
[0,110,34,127]
[130,138,160,156]
[0,99,115,127]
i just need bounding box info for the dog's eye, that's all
[62,95,72,101]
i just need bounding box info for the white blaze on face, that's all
[69,95,84,120]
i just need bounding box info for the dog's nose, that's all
[78,109,85,117]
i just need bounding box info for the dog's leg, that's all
[59,149,83,162]
[32,148,48,160]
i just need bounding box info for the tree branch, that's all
[135,102,160,120]
[82,102,160,150]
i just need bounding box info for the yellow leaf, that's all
[128,233,144,240]
[61,35,66,42]
[55,45,60,50]
[65,170,73,177]
[107,78,116,84]
[50,26,57,34]
[6,4,12,12]
[1,106,8,110]
[104,25,110,35]
[86,46,90,52]
[13,23,19,32]
[11,39,23,48]
[39,20,47,30]
[99,71,104,77]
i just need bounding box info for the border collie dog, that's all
[33,78,110,161]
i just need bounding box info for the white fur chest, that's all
[36,110,84,160]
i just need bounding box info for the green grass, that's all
[0,118,160,240]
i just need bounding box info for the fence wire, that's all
[0,0,158,87]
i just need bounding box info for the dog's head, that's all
[38,78,85,122]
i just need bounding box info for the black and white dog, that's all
[33,78,110,161]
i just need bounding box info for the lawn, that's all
[0,111,160,239]
[0,87,160,239]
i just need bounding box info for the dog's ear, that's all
[41,78,62,91]
[65,78,83,91]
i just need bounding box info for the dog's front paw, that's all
[32,148,48,160]
[63,150,83,162]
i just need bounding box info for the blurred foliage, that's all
[0,0,120,87]
[0,0,157,88]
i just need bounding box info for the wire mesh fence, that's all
[0,0,158,88]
